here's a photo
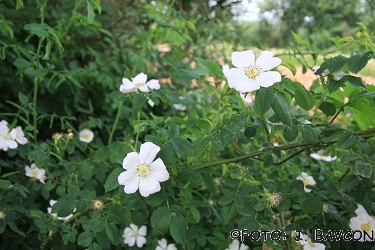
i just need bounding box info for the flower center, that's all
[244,65,262,79]
[83,134,89,139]
[132,231,139,238]
[307,238,314,247]
[136,163,151,178]
[269,192,283,208]
[303,179,309,186]
[2,134,10,140]
[135,82,145,88]
[361,223,371,232]
[31,170,38,177]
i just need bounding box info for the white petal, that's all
[226,68,260,93]
[256,71,281,87]
[124,236,136,246]
[300,172,309,179]
[355,205,369,216]
[150,158,169,182]
[232,50,255,69]
[310,153,322,160]
[118,171,140,194]
[136,235,147,248]
[146,79,160,90]
[138,225,147,236]
[158,239,167,248]
[122,152,141,170]
[133,73,147,84]
[239,243,249,250]
[138,176,161,197]
[8,140,18,149]
[256,51,281,71]
[49,200,57,206]
[156,247,163,250]
[304,186,312,193]
[139,142,160,164]
[138,85,150,92]
[148,98,155,107]
[222,64,230,77]
[167,244,178,250]
[240,93,253,103]
[228,239,240,250]
[120,78,137,93]
[123,227,133,238]
[130,224,138,231]
[306,176,316,186]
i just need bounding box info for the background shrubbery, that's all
[1,0,375,249]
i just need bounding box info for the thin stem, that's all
[134,108,141,149]
[338,168,351,182]
[329,104,345,124]
[107,100,124,145]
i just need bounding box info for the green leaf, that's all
[0,180,12,189]
[291,82,315,110]
[170,217,187,245]
[315,55,348,75]
[90,0,102,14]
[226,114,246,133]
[271,92,292,127]
[78,231,94,247]
[238,216,257,231]
[253,203,266,211]
[283,125,298,142]
[13,58,31,69]
[319,102,336,116]
[221,203,237,224]
[263,153,273,168]
[348,52,373,74]
[194,136,211,161]
[218,192,235,206]
[337,132,357,150]
[52,198,75,217]
[245,126,256,138]
[255,87,275,113]
[94,147,110,162]
[281,61,297,76]
[104,168,123,193]
[88,243,102,250]
[197,118,213,131]
[190,206,200,223]
[354,161,372,178]
[171,137,194,157]
[133,95,147,109]
[79,161,92,181]
[145,191,165,207]
[106,222,119,245]
[341,174,358,191]
[343,75,366,90]
[302,125,319,144]
[343,153,363,165]
[170,204,187,218]
[211,128,231,151]
[301,193,323,213]
[86,1,95,23]
[151,207,173,233]
[18,92,28,105]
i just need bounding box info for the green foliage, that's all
[1,0,375,250]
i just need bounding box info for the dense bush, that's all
[1,1,375,250]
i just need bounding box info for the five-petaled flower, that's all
[155,238,177,250]
[349,204,375,242]
[225,239,249,250]
[122,224,147,248]
[10,126,28,145]
[120,72,160,93]
[296,172,316,193]
[118,142,169,197]
[312,66,346,81]
[79,129,94,143]
[224,50,281,93]
[25,163,46,184]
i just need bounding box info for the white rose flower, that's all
[122,224,147,248]
[225,50,281,93]
[0,120,18,151]
[296,172,316,193]
[349,213,375,242]
[155,238,177,250]
[310,153,337,162]
[25,163,46,184]
[118,142,169,197]
[298,233,326,250]
[120,72,160,93]
[79,129,94,143]
[225,239,249,250]
[10,126,28,145]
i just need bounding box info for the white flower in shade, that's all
[226,239,249,250]
[155,238,177,250]
[355,204,369,216]
[310,153,337,162]
[312,66,346,81]
[123,224,147,248]
[118,142,169,197]
[0,120,18,151]
[299,233,326,250]
[10,126,28,144]
[120,72,160,93]
[25,163,46,184]
[173,96,186,111]
[240,93,253,103]
[349,213,375,242]
[47,200,76,221]
[296,172,316,193]
[79,129,94,143]
[225,50,281,93]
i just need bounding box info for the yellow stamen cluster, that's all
[136,163,151,178]
[361,223,371,232]
[135,82,145,87]
[244,65,262,79]
[269,191,283,208]
[0,210,6,220]
[91,200,105,211]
